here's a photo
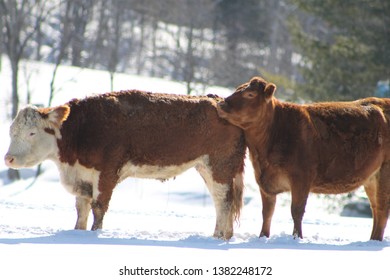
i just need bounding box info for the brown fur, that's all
[45,90,245,239]
[217,76,390,241]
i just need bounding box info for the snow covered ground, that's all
[0,58,389,279]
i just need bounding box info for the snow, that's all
[0,58,389,279]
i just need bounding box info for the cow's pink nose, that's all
[4,154,15,167]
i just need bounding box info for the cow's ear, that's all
[46,106,70,127]
[248,77,265,91]
[264,83,276,102]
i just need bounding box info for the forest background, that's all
[1,0,389,119]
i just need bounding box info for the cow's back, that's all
[57,90,244,173]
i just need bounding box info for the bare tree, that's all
[48,0,73,106]
[69,0,94,67]
[0,0,57,180]
[0,0,57,117]
[0,9,3,72]
[87,0,109,69]
[136,13,146,75]
[107,0,126,91]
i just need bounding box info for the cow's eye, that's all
[29,132,36,137]
[243,91,257,99]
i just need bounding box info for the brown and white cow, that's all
[217,76,390,241]
[4,90,246,240]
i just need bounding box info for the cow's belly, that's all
[312,154,383,194]
[118,155,207,182]
[310,181,364,194]
[311,168,380,194]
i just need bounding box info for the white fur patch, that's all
[195,162,230,207]
[54,160,101,199]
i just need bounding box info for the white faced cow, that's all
[4,90,246,240]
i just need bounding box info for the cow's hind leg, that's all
[259,188,276,238]
[196,164,235,240]
[371,163,390,241]
[74,196,92,230]
[364,174,379,240]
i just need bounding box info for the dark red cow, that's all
[217,76,390,241]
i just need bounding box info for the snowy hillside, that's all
[0,58,389,280]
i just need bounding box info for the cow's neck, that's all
[245,99,277,160]
[245,98,284,174]
[245,132,269,171]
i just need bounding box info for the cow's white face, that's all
[4,105,70,169]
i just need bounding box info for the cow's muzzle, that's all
[217,101,231,118]
[4,153,15,168]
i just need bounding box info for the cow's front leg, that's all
[90,174,116,231]
[259,188,276,238]
[290,188,309,239]
[91,192,113,231]
[91,200,105,231]
[74,196,92,230]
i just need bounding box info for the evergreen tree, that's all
[291,0,390,100]
[215,0,270,87]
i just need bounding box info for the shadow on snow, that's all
[0,229,388,252]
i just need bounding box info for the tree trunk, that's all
[184,25,194,95]
[109,71,114,92]
[9,59,20,180]
[11,59,19,119]
[150,18,158,77]
[136,14,145,75]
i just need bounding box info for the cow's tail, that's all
[231,171,245,223]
